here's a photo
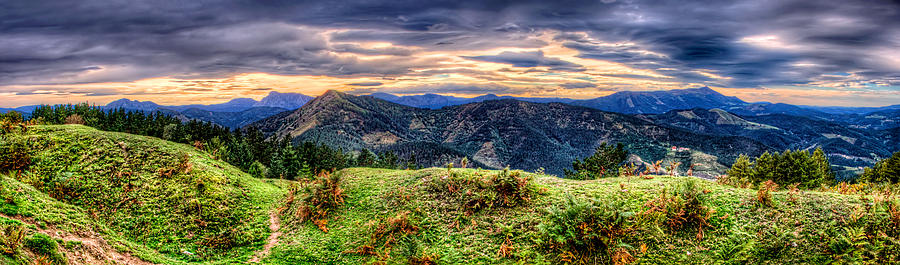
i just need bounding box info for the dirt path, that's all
[0,213,155,265]
[249,210,282,263]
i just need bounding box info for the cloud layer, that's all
[1,0,898,106]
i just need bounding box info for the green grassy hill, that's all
[2,125,898,264]
[261,168,899,264]
[0,125,285,264]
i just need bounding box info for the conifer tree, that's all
[355,149,376,167]
[727,154,753,181]
[564,142,628,180]
[752,151,775,183]
[858,151,900,183]
[376,151,399,169]
[811,147,834,185]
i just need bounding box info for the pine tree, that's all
[811,147,833,186]
[564,142,628,180]
[752,151,775,183]
[376,151,399,169]
[355,149,376,167]
[727,154,753,181]
[858,151,900,183]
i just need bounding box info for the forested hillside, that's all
[251,90,771,176]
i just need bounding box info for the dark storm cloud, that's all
[1,0,898,89]
[347,82,384,86]
[559,82,596,89]
[463,51,585,72]
[355,83,516,95]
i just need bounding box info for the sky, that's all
[1,0,899,107]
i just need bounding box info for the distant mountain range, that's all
[5,87,897,176]
[251,90,773,176]
[368,92,576,109]
[99,91,313,128]
[2,91,312,128]
[369,87,900,130]
[105,91,313,113]
[368,87,751,114]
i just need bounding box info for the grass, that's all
[0,125,286,264]
[2,125,899,264]
[263,167,900,264]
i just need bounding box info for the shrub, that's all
[643,179,713,240]
[347,211,420,260]
[0,112,23,124]
[756,180,779,207]
[565,142,628,180]
[540,195,638,264]
[0,222,25,255]
[492,167,533,207]
[407,255,438,265]
[24,233,66,264]
[0,136,31,171]
[248,161,269,179]
[297,171,346,232]
[425,169,534,215]
[64,114,85,125]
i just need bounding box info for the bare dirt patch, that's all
[249,210,282,263]
[0,213,155,265]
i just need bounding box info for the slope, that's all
[252,91,770,177]
[571,86,746,114]
[178,107,289,128]
[261,167,900,264]
[0,125,285,264]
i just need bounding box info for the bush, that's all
[756,180,779,207]
[24,233,66,264]
[565,143,628,180]
[540,195,638,264]
[0,222,25,255]
[64,114,85,125]
[643,179,713,240]
[348,211,420,261]
[297,171,346,232]
[248,161,269,179]
[0,136,31,171]
[0,112,27,135]
[492,167,533,208]
[425,168,534,215]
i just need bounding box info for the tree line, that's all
[21,104,415,179]
[725,148,833,188]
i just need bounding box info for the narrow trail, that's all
[0,213,155,265]
[249,210,282,263]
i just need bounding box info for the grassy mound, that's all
[264,167,900,264]
[1,125,285,263]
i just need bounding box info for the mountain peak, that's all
[105,98,160,111]
[255,91,314,110]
